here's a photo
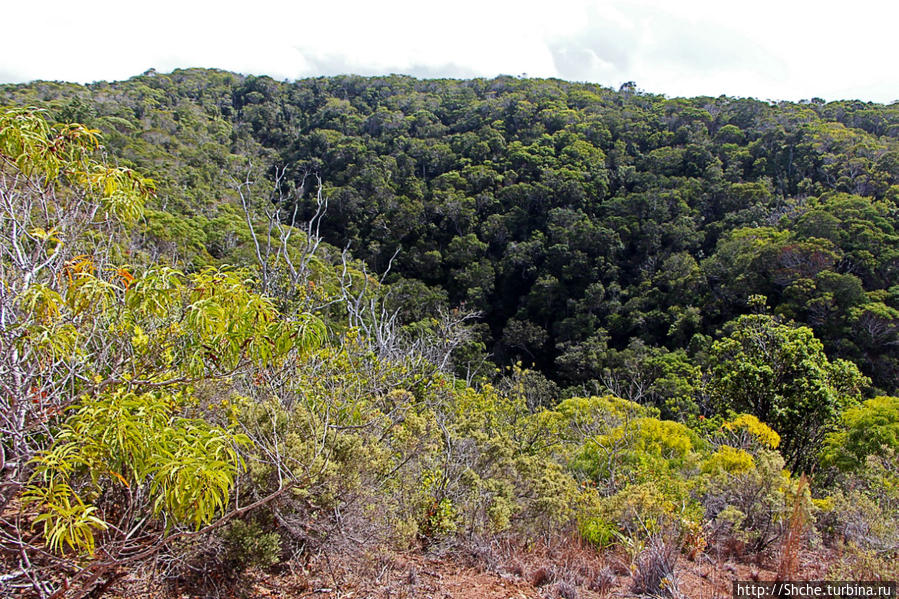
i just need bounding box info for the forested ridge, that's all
[2,68,896,396]
[1,70,898,597]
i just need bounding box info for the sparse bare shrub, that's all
[456,531,615,599]
[589,566,615,595]
[631,536,680,598]
[826,542,899,581]
[702,449,810,558]
[158,534,229,599]
[155,518,283,598]
[554,580,578,599]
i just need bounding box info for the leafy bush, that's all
[578,517,618,549]
[816,450,899,553]
[702,449,812,556]
[821,396,899,471]
[221,519,282,572]
[702,446,755,475]
[721,414,781,450]
[571,416,697,493]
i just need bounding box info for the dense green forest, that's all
[1,71,897,597]
[2,69,896,399]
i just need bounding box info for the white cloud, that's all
[1,0,896,102]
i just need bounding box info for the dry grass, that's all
[775,474,808,581]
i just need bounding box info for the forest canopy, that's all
[3,69,895,396]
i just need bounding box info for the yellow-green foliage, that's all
[573,416,696,486]
[452,383,523,434]
[234,345,462,548]
[0,106,154,221]
[18,262,326,385]
[388,382,589,541]
[598,478,702,539]
[815,448,898,554]
[22,479,108,556]
[221,520,282,572]
[27,390,248,553]
[4,107,328,557]
[702,446,755,475]
[562,402,804,553]
[723,414,781,449]
[628,418,695,460]
[821,396,899,472]
[563,409,708,547]
[555,394,655,442]
[426,498,459,536]
[578,516,619,549]
[827,542,899,581]
[816,487,897,551]
[13,100,887,581]
[121,265,325,378]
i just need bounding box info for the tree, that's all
[0,107,325,596]
[708,314,868,470]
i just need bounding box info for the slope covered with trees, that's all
[2,69,896,398]
[1,72,898,597]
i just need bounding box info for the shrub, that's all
[702,449,812,556]
[221,519,282,572]
[631,535,680,598]
[827,543,899,581]
[571,417,697,493]
[578,517,618,550]
[721,414,781,450]
[701,446,755,475]
[598,479,701,541]
[815,452,899,553]
[821,396,899,472]
[555,395,655,444]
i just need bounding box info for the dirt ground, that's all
[158,547,834,599]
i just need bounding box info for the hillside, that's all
[0,71,897,598]
[2,69,896,396]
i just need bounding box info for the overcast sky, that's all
[2,0,896,103]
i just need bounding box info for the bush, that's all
[221,519,282,572]
[815,452,899,553]
[631,535,680,598]
[571,416,698,493]
[821,396,899,472]
[578,517,618,550]
[827,543,899,581]
[701,446,755,475]
[720,414,781,450]
[447,385,586,539]
[707,314,867,470]
[599,479,701,542]
[702,449,812,556]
